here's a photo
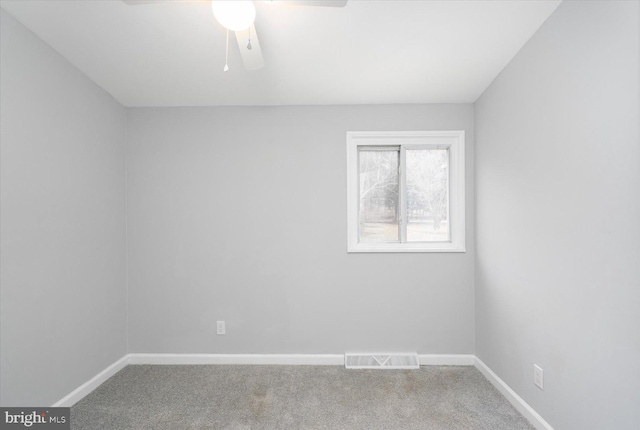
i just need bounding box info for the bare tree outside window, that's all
[406,149,449,242]
[358,150,399,242]
[358,148,449,243]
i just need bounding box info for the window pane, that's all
[358,150,399,242]
[406,149,449,242]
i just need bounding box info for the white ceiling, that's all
[0,0,562,107]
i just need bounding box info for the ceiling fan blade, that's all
[281,0,348,7]
[234,24,264,71]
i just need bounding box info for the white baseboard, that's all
[419,354,475,365]
[127,353,475,366]
[127,353,345,366]
[474,357,554,430]
[51,355,129,407]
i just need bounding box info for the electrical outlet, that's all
[534,364,544,390]
[216,320,225,335]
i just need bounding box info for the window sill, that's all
[347,242,466,253]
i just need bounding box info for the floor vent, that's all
[345,353,420,369]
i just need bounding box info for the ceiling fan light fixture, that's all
[211,1,256,32]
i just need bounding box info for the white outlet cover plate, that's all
[534,364,544,390]
[216,321,225,335]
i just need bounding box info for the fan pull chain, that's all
[247,26,253,51]
[224,29,229,72]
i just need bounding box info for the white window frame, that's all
[347,131,465,253]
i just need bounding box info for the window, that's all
[347,131,465,252]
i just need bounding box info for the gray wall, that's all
[127,105,475,354]
[0,10,127,406]
[475,1,639,429]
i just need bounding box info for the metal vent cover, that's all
[345,353,419,369]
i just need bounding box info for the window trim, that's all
[347,131,465,253]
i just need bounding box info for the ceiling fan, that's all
[121,1,348,71]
